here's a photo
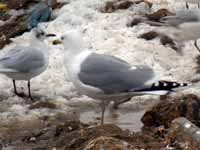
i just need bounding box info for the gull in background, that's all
[59,30,188,125]
[159,9,200,53]
[0,28,55,100]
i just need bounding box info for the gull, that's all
[159,9,200,53]
[59,30,188,125]
[0,28,55,99]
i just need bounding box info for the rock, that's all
[142,94,200,128]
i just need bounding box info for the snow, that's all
[0,0,199,131]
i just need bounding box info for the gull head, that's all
[31,28,56,41]
[60,30,85,53]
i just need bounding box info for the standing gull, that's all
[0,28,55,99]
[59,30,188,125]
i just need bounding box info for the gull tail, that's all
[135,80,188,95]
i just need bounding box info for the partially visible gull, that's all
[0,28,55,99]
[59,30,188,125]
[159,9,200,53]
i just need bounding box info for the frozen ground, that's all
[0,0,199,131]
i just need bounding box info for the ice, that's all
[0,0,198,131]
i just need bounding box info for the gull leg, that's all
[101,101,106,125]
[185,2,189,9]
[28,80,33,100]
[113,97,132,109]
[194,40,200,53]
[13,80,26,97]
[13,80,17,94]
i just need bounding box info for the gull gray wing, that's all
[78,53,155,94]
[0,46,45,73]
[160,9,200,26]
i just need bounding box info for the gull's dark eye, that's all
[61,36,64,40]
[41,31,45,35]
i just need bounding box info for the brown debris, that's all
[0,120,176,150]
[145,8,175,22]
[29,100,57,109]
[0,95,200,150]
[0,16,27,49]
[138,31,177,51]
[5,0,32,9]
[138,31,159,40]
[128,8,175,27]
[0,10,11,21]
[84,136,133,150]
[100,0,152,13]
[142,94,200,128]
[101,0,133,13]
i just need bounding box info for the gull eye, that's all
[61,36,64,40]
[41,31,45,35]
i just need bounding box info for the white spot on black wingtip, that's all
[154,82,159,87]
[180,83,188,86]
[163,83,167,87]
[173,83,177,86]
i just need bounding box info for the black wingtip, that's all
[135,80,188,93]
[151,80,188,91]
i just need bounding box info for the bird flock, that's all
[1,0,200,125]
